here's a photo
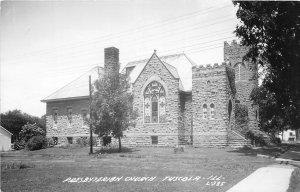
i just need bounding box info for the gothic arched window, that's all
[144,81,166,123]
[234,63,246,81]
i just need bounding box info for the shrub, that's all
[47,138,55,147]
[246,129,272,146]
[13,139,26,150]
[87,137,98,146]
[26,135,47,151]
[271,136,281,145]
[235,104,249,134]
[76,137,88,147]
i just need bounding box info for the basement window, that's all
[151,136,158,145]
[52,137,58,145]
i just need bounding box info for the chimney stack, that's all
[104,47,119,78]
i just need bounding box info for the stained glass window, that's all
[144,81,166,123]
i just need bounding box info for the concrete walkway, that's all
[226,166,294,192]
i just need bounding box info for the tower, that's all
[224,41,259,132]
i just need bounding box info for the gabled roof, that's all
[0,126,13,135]
[41,66,103,102]
[126,53,194,92]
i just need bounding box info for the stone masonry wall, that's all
[122,53,180,147]
[224,41,259,132]
[179,92,193,145]
[192,63,232,147]
[46,99,90,144]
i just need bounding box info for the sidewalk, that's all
[227,144,300,192]
[226,165,294,192]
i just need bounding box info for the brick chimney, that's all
[104,47,119,77]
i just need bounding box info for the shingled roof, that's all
[41,66,103,102]
[126,53,195,92]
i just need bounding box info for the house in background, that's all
[279,129,300,142]
[0,126,13,151]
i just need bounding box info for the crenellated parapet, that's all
[224,40,249,67]
[192,62,228,78]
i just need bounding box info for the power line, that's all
[4,5,235,62]
[4,17,236,65]
[34,35,236,74]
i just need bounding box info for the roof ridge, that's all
[126,52,185,67]
[41,66,102,102]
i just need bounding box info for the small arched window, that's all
[210,103,215,119]
[203,104,208,119]
[234,63,246,81]
[144,81,166,123]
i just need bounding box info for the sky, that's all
[0,0,240,117]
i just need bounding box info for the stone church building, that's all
[42,41,259,147]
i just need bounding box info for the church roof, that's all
[41,66,103,102]
[126,53,194,92]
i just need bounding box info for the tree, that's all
[0,109,46,142]
[19,123,45,143]
[234,2,300,131]
[91,73,137,152]
[250,86,291,136]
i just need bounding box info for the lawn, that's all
[1,146,276,192]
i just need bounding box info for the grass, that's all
[1,146,277,192]
[287,168,300,192]
[1,161,35,171]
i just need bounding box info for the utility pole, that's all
[89,75,93,154]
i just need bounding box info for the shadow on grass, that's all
[94,147,140,154]
[227,144,296,158]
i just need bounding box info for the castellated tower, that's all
[224,41,259,133]
[192,63,236,147]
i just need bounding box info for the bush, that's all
[19,123,45,143]
[13,139,26,150]
[76,137,88,147]
[246,130,272,146]
[26,135,47,151]
[271,136,281,145]
[47,138,55,147]
[87,137,98,146]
